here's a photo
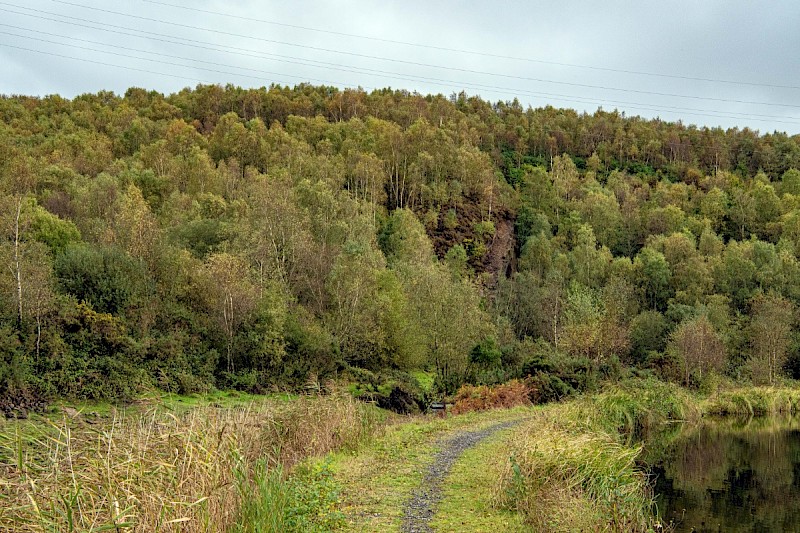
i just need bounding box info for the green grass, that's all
[701,385,800,416]
[329,407,531,532]
[498,416,658,532]
[430,425,527,532]
[232,459,345,533]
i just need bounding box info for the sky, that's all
[1,0,799,134]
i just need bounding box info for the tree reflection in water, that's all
[649,417,800,532]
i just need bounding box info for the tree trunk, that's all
[14,197,22,328]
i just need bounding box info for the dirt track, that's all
[400,420,520,533]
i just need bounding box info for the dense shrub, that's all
[451,380,531,414]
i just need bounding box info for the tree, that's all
[781,168,800,197]
[748,293,794,384]
[670,314,726,386]
[113,184,160,266]
[55,245,146,316]
[378,208,434,267]
[400,261,491,392]
[634,247,672,311]
[201,253,257,372]
[629,310,668,364]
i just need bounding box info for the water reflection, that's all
[648,417,800,532]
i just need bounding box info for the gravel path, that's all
[400,420,521,533]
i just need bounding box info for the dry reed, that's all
[0,394,383,532]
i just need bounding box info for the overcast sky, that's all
[1,0,799,134]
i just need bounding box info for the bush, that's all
[451,380,531,414]
[519,342,598,397]
[524,373,574,404]
[54,244,147,315]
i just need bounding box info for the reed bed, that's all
[0,394,384,532]
[495,380,696,532]
[701,386,800,416]
[498,417,656,532]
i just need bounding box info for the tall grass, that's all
[0,394,384,532]
[496,380,697,532]
[499,417,656,532]
[565,379,699,440]
[702,386,800,416]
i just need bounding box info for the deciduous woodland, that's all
[3,84,800,408]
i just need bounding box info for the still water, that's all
[648,417,800,532]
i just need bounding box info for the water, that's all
[648,417,800,532]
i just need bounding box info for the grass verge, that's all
[494,379,697,532]
[498,416,657,532]
[429,425,527,532]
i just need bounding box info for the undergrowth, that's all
[496,379,695,532]
[0,394,386,532]
[451,380,531,415]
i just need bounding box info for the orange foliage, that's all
[451,379,532,415]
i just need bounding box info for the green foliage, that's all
[629,311,669,364]
[30,205,81,254]
[233,460,344,533]
[518,339,597,402]
[5,84,800,403]
[0,324,25,393]
[54,245,147,315]
[378,208,434,266]
[470,336,503,368]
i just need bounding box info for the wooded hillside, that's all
[2,84,800,406]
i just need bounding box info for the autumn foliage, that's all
[451,379,532,414]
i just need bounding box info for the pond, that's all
[647,417,800,532]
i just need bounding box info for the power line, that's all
[4,22,798,123]
[2,5,799,129]
[0,41,211,84]
[19,0,798,110]
[0,31,364,90]
[141,0,800,92]
[3,22,800,126]
[4,35,800,129]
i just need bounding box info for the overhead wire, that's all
[3,22,798,125]
[0,41,212,84]
[141,0,800,92]
[1,1,798,128]
[3,21,800,127]
[0,28,366,89]
[7,0,795,110]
